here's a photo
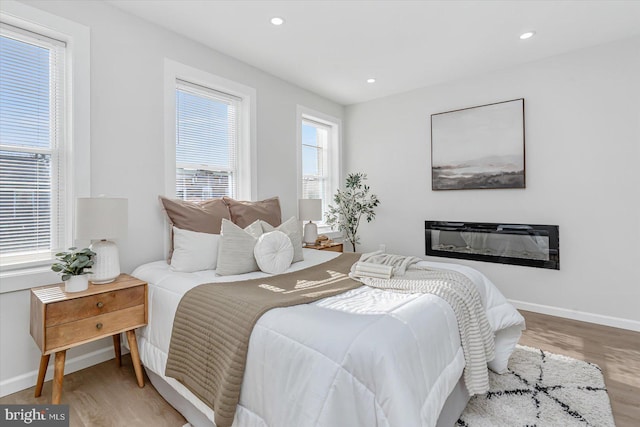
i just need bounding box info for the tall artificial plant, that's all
[326,172,380,252]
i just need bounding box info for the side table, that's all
[30,274,147,403]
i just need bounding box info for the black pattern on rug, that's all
[457,345,614,427]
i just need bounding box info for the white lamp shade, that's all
[298,199,322,221]
[75,198,128,240]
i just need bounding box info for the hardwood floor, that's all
[2,311,638,426]
[519,310,640,427]
[0,354,187,426]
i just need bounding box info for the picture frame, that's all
[431,98,525,190]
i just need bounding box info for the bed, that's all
[131,248,525,427]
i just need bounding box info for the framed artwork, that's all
[431,98,525,190]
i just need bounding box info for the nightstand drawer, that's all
[45,304,145,353]
[320,244,343,252]
[45,285,145,327]
[305,243,343,252]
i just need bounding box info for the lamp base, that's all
[303,221,318,245]
[89,239,121,284]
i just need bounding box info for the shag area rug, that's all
[458,345,615,427]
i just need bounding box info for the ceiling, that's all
[108,0,640,105]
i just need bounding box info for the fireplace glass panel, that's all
[425,222,559,269]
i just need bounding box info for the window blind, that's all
[301,118,330,220]
[0,24,66,268]
[176,79,240,201]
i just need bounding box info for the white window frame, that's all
[296,105,342,234]
[164,59,256,200]
[0,23,67,269]
[0,1,90,294]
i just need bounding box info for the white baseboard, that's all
[509,299,640,332]
[0,345,130,398]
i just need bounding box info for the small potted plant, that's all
[51,247,96,292]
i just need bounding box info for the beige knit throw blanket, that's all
[165,253,361,427]
[351,252,496,395]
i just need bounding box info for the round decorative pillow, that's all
[254,230,294,274]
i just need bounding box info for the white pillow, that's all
[261,216,304,263]
[216,219,263,276]
[170,227,219,272]
[254,231,294,274]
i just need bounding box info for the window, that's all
[164,60,256,245]
[175,80,242,201]
[301,119,330,203]
[0,4,88,292]
[298,107,341,228]
[0,24,67,269]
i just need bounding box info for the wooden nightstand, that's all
[304,242,344,252]
[30,274,147,404]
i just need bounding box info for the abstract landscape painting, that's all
[431,99,525,190]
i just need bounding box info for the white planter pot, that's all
[64,275,89,293]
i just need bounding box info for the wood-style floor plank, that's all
[0,354,186,426]
[2,311,638,426]
[518,310,640,427]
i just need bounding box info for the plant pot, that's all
[64,275,89,293]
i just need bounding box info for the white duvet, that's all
[132,250,525,427]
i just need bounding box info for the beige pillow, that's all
[261,216,304,263]
[159,196,230,234]
[159,196,230,260]
[223,196,282,228]
[216,219,264,276]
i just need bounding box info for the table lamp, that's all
[298,199,322,245]
[75,197,128,284]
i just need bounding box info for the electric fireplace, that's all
[425,221,559,270]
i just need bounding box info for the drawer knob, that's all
[96,302,104,308]
[96,323,103,330]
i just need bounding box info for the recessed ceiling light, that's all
[366,78,376,84]
[270,17,285,26]
[520,31,535,40]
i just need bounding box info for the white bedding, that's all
[132,249,525,427]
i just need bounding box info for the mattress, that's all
[132,249,525,427]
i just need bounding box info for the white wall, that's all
[344,36,640,329]
[0,0,343,396]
